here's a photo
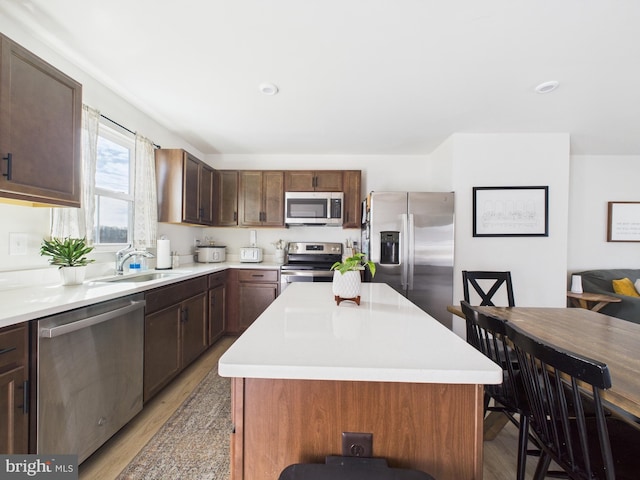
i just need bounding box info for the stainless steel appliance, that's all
[37,294,145,463]
[285,192,344,226]
[362,191,455,328]
[280,242,342,291]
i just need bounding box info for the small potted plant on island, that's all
[330,252,376,305]
[40,236,95,285]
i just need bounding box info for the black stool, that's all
[278,456,435,480]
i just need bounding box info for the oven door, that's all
[280,270,334,292]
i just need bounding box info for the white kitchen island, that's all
[219,282,502,480]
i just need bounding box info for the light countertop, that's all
[218,282,503,384]
[0,261,281,328]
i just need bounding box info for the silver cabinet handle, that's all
[40,300,146,338]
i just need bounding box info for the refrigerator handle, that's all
[401,213,408,288]
[408,213,415,290]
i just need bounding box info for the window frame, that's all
[93,122,135,249]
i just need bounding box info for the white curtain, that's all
[51,104,99,242]
[133,134,158,248]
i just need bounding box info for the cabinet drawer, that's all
[237,269,279,283]
[208,271,227,288]
[145,277,207,314]
[0,325,27,371]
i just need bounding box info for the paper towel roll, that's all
[156,239,172,269]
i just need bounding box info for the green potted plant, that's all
[330,252,375,304]
[40,236,95,285]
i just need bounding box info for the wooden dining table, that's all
[470,306,640,421]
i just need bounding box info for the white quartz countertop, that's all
[218,283,503,385]
[0,261,281,328]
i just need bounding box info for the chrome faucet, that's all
[115,244,155,275]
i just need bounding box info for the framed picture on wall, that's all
[607,202,640,242]
[473,186,549,237]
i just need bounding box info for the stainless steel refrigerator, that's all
[362,191,455,328]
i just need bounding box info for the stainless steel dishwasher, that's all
[37,293,145,463]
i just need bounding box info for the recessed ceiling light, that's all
[535,81,559,94]
[259,83,279,95]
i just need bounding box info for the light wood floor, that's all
[79,335,535,480]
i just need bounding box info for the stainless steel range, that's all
[280,242,343,292]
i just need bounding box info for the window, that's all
[94,124,135,245]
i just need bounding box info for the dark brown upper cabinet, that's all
[284,171,343,192]
[155,149,215,226]
[0,34,82,207]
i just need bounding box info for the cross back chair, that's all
[460,301,531,480]
[462,270,515,307]
[504,321,640,480]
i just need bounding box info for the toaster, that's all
[240,247,263,263]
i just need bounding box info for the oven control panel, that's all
[286,242,343,255]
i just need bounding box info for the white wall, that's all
[568,155,640,271]
[449,133,571,333]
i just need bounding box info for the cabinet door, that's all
[144,306,181,402]
[239,283,278,330]
[342,170,362,228]
[285,171,343,191]
[0,34,82,207]
[262,171,284,226]
[217,170,238,226]
[181,292,208,367]
[182,153,201,224]
[0,366,28,454]
[314,171,343,191]
[199,165,214,225]
[209,283,226,344]
[238,171,263,226]
[284,171,314,191]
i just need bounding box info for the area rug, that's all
[116,368,231,480]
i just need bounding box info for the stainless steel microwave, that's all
[285,191,344,226]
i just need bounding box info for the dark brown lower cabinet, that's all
[143,277,208,402]
[0,324,29,453]
[226,269,279,333]
[208,271,227,345]
[239,283,278,331]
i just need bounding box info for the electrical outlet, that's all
[342,432,372,457]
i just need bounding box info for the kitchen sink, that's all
[95,272,184,283]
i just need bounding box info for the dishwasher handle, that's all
[40,299,146,338]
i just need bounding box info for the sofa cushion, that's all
[575,269,640,324]
[612,278,640,297]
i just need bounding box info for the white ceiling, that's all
[3,0,640,156]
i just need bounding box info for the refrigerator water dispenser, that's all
[380,231,400,264]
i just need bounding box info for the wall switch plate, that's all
[9,233,28,256]
[342,432,372,457]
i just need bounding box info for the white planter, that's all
[332,270,361,299]
[59,266,87,285]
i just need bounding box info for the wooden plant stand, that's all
[335,295,360,305]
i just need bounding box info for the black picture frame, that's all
[473,186,549,237]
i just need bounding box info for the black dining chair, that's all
[460,301,532,480]
[504,321,640,480]
[462,270,515,307]
[278,456,435,480]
